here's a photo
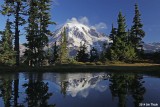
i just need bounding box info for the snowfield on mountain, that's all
[48,19,111,56]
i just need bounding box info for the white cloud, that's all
[79,17,89,25]
[92,22,107,31]
[67,17,79,23]
[65,17,107,31]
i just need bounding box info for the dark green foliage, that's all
[0,79,12,107]
[23,79,55,107]
[100,43,108,62]
[129,75,146,107]
[110,74,145,107]
[76,42,89,62]
[109,12,136,62]
[52,42,59,63]
[25,0,39,66]
[130,4,145,54]
[25,0,55,66]
[0,19,15,65]
[143,52,160,63]
[1,0,28,66]
[60,81,68,97]
[45,47,53,65]
[58,28,69,64]
[109,24,117,43]
[90,47,99,62]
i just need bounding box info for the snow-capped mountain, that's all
[48,20,111,56]
[19,19,160,56]
[143,42,160,53]
[20,44,27,57]
[42,73,110,98]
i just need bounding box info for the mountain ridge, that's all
[48,20,111,56]
[19,21,160,57]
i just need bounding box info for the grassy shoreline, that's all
[0,63,160,73]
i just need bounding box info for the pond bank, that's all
[0,63,160,73]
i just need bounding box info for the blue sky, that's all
[0,0,160,43]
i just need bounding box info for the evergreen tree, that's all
[0,19,15,65]
[110,12,136,62]
[58,28,68,64]
[53,41,59,63]
[25,0,38,66]
[45,47,52,65]
[130,3,145,54]
[110,12,127,61]
[76,42,89,62]
[37,0,55,66]
[100,43,108,62]
[109,24,117,43]
[1,0,28,66]
[90,47,99,62]
[126,29,130,44]
[25,0,55,66]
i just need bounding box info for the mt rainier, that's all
[48,19,111,56]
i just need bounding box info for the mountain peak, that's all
[49,22,111,56]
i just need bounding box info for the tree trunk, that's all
[14,2,20,66]
[14,79,19,107]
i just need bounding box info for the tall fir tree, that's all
[110,12,136,61]
[100,43,108,62]
[130,3,145,53]
[76,42,89,62]
[25,0,38,66]
[53,41,59,63]
[110,12,127,61]
[90,47,99,62]
[1,0,28,66]
[58,28,68,64]
[0,19,15,65]
[109,24,117,43]
[25,0,55,66]
[37,0,55,66]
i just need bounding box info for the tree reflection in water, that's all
[0,72,148,107]
[23,73,56,107]
[0,78,13,107]
[14,74,19,107]
[109,73,146,107]
[130,75,146,107]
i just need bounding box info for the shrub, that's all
[85,62,96,65]
[68,58,77,64]
[95,61,103,65]
[73,62,85,65]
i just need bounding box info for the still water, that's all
[0,72,160,107]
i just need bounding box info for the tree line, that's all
[48,3,146,65]
[0,1,147,66]
[0,0,55,66]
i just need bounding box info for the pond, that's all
[0,72,160,107]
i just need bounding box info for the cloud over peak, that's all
[66,17,107,31]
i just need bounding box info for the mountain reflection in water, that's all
[0,72,160,107]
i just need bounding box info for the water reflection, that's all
[109,74,146,107]
[0,78,12,107]
[0,72,159,107]
[23,73,55,107]
[54,73,109,98]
